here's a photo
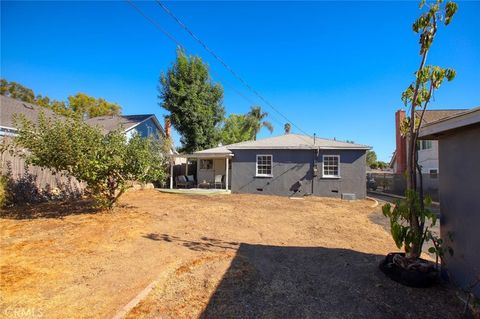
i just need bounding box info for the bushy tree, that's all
[377,161,388,170]
[383,0,457,262]
[1,79,122,118]
[68,93,121,118]
[366,150,378,168]
[13,114,167,208]
[159,49,224,153]
[221,114,254,145]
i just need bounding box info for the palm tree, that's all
[246,106,274,140]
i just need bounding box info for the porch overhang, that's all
[169,153,234,159]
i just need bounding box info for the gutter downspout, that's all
[311,133,317,195]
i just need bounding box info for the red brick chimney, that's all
[395,110,407,174]
[164,116,171,139]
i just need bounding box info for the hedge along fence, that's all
[1,149,84,204]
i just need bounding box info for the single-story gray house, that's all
[170,134,371,199]
[419,106,480,298]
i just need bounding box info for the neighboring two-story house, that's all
[391,109,466,176]
[0,95,178,189]
[86,114,166,140]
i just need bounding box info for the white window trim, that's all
[256,154,273,177]
[322,155,341,178]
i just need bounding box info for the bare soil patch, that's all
[0,190,462,318]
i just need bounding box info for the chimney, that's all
[164,116,171,139]
[395,110,407,174]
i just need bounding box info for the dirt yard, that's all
[0,190,462,318]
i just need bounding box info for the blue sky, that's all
[1,1,479,161]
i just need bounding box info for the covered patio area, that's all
[168,148,233,192]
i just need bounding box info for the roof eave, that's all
[419,108,480,139]
[227,146,371,150]
[170,153,234,158]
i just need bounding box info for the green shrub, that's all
[0,175,7,207]
[13,113,168,208]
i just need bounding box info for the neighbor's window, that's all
[418,140,433,150]
[200,159,213,170]
[256,155,273,177]
[322,155,340,178]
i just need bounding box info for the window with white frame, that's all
[322,155,340,178]
[200,159,213,170]
[418,140,433,150]
[256,155,273,177]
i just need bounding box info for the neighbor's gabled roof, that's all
[0,95,63,129]
[86,114,161,133]
[416,109,467,126]
[193,134,371,156]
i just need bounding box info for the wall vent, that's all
[342,193,356,200]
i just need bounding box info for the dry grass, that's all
[0,190,462,318]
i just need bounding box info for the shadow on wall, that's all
[197,243,462,319]
[237,162,311,195]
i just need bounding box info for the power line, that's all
[155,0,312,137]
[126,0,182,48]
[126,0,286,130]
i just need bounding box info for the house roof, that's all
[419,106,480,139]
[86,114,157,133]
[0,95,63,129]
[416,109,467,125]
[190,134,371,157]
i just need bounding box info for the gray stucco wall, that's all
[438,125,480,297]
[231,149,367,199]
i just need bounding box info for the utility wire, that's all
[155,0,312,137]
[126,0,286,130]
[126,0,182,48]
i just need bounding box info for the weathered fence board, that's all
[1,151,83,193]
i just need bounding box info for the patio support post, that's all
[185,157,188,176]
[225,157,229,191]
[170,159,173,189]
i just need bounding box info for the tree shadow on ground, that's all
[143,233,239,252]
[0,199,102,220]
[199,243,462,319]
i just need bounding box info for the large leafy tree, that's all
[12,114,167,208]
[68,93,121,118]
[221,114,254,145]
[159,49,225,153]
[383,0,457,262]
[1,79,122,118]
[366,150,378,167]
[245,106,274,140]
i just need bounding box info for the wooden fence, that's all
[1,151,84,195]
